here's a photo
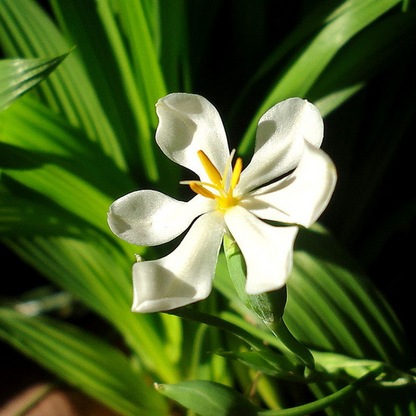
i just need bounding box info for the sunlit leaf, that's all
[3,234,181,384]
[312,8,416,116]
[287,224,413,366]
[95,0,161,181]
[0,307,168,416]
[0,0,128,171]
[239,0,402,155]
[0,54,67,112]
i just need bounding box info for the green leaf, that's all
[167,306,267,353]
[217,349,302,381]
[48,0,141,173]
[156,379,259,416]
[239,0,402,155]
[284,224,416,414]
[223,234,314,369]
[311,350,416,386]
[216,223,416,413]
[158,0,192,91]
[0,0,129,171]
[257,367,384,416]
[3,234,181,384]
[0,155,113,234]
[0,307,168,416]
[94,0,162,181]
[0,73,181,385]
[312,8,416,116]
[0,53,67,112]
[0,96,136,236]
[287,224,414,367]
[0,95,136,198]
[0,180,85,238]
[156,371,385,416]
[116,0,167,120]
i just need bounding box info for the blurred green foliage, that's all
[0,1,415,415]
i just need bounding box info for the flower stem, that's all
[165,307,268,352]
[266,319,315,369]
[257,366,384,415]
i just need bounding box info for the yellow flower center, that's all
[181,150,243,211]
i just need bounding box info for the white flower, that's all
[108,93,337,313]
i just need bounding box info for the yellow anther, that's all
[230,157,243,191]
[197,150,222,186]
[183,150,243,212]
[189,182,216,200]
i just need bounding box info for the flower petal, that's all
[242,140,337,228]
[155,93,230,182]
[132,211,225,313]
[108,190,215,246]
[237,98,323,193]
[224,206,298,295]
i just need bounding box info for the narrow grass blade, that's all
[48,0,141,174]
[238,0,402,155]
[95,0,160,182]
[158,0,192,92]
[214,222,415,414]
[0,181,84,238]
[311,8,416,116]
[0,97,136,236]
[287,224,413,367]
[117,0,167,120]
[0,0,128,171]
[285,225,416,414]
[3,234,181,384]
[0,307,168,416]
[0,53,67,112]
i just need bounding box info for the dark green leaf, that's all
[217,349,302,381]
[156,380,259,416]
[239,0,403,155]
[285,224,416,414]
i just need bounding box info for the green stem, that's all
[266,319,315,369]
[165,307,268,352]
[258,367,384,416]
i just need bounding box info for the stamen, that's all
[230,157,243,191]
[197,150,222,186]
[182,149,244,211]
[180,180,221,193]
[221,149,236,187]
[189,182,216,199]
